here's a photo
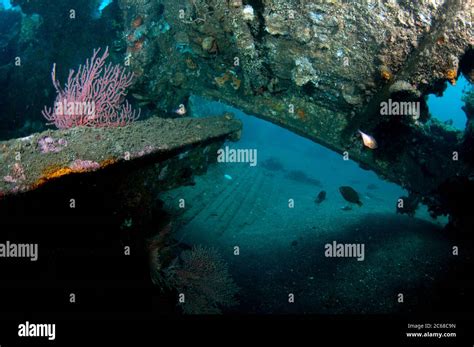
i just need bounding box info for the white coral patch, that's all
[242,5,255,21]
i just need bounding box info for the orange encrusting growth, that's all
[231,76,241,90]
[446,69,457,85]
[42,166,75,179]
[131,16,143,29]
[100,158,118,168]
[214,72,230,87]
[381,69,392,81]
[31,166,74,190]
[296,108,306,120]
[31,158,118,190]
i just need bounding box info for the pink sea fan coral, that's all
[166,245,239,314]
[42,47,140,129]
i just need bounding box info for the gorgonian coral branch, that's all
[42,47,140,129]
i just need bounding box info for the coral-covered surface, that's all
[0,115,241,197]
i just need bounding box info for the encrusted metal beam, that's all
[0,115,242,197]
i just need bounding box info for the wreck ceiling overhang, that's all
[118,0,473,221]
[5,0,473,230]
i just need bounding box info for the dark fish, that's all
[340,205,353,211]
[291,240,298,247]
[367,183,378,190]
[315,190,326,204]
[339,186,363,206]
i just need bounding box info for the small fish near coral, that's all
[173,104,187,116]
[358,130,378,149]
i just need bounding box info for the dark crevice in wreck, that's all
[246,0,265,41]
[459,49,474,83]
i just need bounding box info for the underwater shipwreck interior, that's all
[0,0,473,342]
